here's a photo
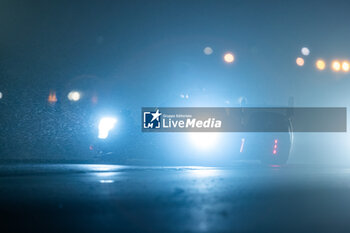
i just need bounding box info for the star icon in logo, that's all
[151,109,162,122]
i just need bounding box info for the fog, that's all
[1,0,350,165]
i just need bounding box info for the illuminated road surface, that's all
[1,164,350,232]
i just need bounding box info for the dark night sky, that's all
[1,0,350,106]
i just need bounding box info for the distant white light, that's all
[203,47,213,55]
[0,92,2,99]
[89,164,115,171]
[301,47,310,56]
[67,91,81,101]
[98,117,117,139]
[180,94,189,99]
[240,138,245,153]
[99,180,114,184]
[95,172,117,177]
[224,52,235,63]
[189,133,219,150]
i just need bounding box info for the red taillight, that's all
[273,139,278,155]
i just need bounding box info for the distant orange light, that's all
[342,61,350,72]
[332,60,341,72]
[223,52,235,63]
[316,59,326,70]
[48,91,57,103]
[296,57,304,66]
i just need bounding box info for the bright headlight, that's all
[188,133,219,150]
[98,117,117,139]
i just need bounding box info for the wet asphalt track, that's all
[1,164,350,233]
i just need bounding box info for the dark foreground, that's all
[1,164,350,233]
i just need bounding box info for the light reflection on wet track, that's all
[1,164,350,232]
